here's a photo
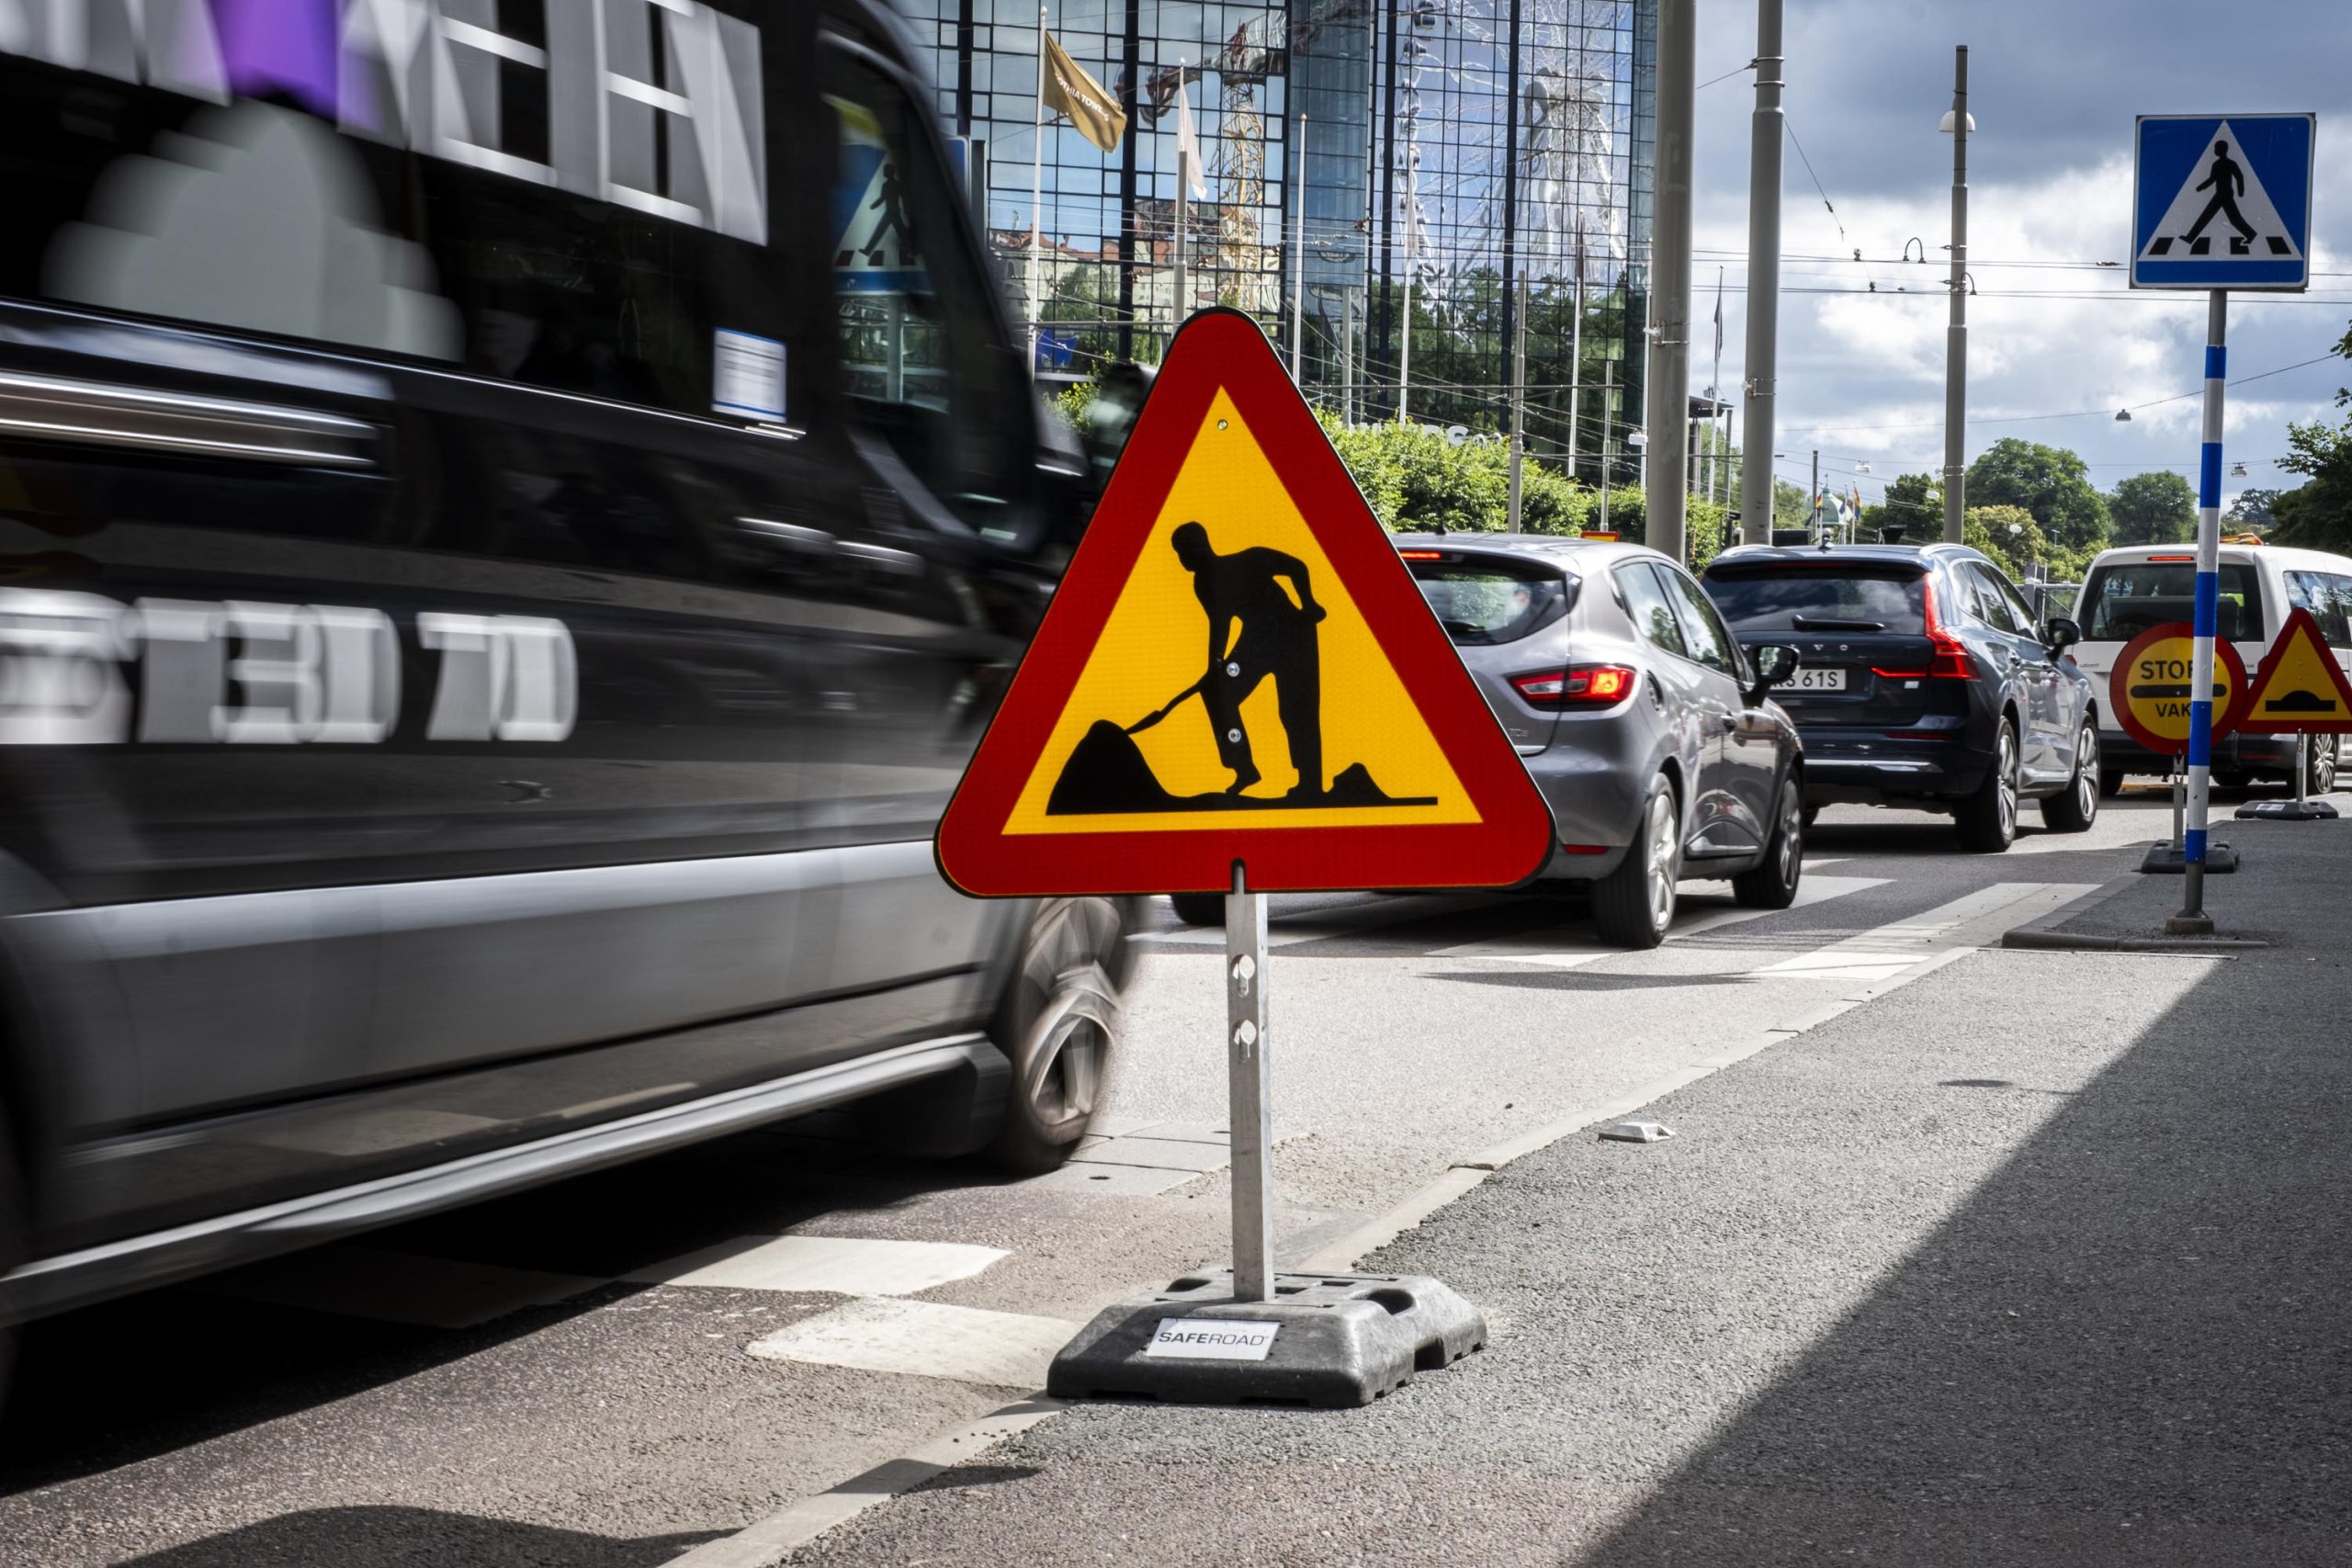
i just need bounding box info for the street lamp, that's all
[2115,408,2132,422]
[1939,46,1971,545]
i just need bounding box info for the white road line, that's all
[627,1235,1006,1296]
[1747,882,2099,981]
[1430,874,1891,962]
[745,1297,1077,1388]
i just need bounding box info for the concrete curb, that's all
[1998,874,2270,953]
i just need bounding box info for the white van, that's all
[2075,542,2352,793]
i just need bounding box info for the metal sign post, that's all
[2177,289,2227,932]
[2129,112,2316,931]
[1225,865,1272,1302]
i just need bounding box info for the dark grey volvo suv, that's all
[1702,543,2102,852]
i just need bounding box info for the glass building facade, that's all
[897,0,1656,482]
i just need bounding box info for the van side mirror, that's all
[1747,643,1802,703]
[2043,615,2082,652]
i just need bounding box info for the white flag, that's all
[1173,73,1207,198]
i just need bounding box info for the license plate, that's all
[1788,667,1849,692]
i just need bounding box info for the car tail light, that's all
[1398,549,1445,560]
[1919,579,1975,680]
[1513,664,1637,708]
[2146,553,2194,562]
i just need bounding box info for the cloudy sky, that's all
[1684,0,2352,512]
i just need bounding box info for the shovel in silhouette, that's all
[1125,675,1206,736]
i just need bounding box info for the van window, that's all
[2285,570,2352,649]
[822,40,1028,535]
[2078,561,2264,643]
[2,2,798,422]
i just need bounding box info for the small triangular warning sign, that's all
[936,310,1555,897]
[2138,120,2302,262]
[2241,606,2352,732]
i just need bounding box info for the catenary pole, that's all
[1739,0,1783,545]
[1643,0,1695,565]
[1942,45,1969,544]
[2179,288,2227,930]
[1599,358,1615,536]
[1567,226,1586,482]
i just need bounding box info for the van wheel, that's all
[1168,893,1225,927]
[1594,775,1681,949]
[2098,767,2127,797]
[988,897,1126,1173]
[1956,720,2019,852]
[2041,722,2101,833]
[1734,775,1804,909]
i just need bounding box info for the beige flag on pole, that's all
[1042,31,1126,153]
[1172,72,1207,197]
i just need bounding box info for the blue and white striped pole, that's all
[2180,288,2228,930]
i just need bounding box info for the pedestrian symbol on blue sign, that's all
[2132,114,2314,290]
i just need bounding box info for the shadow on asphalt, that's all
[0,1119,1013,1491]
[110,1507,722,1566]
[1576,950,2352,1564]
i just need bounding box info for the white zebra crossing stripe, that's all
[628,1235,1007,1296]
[746,1296,1078,1388]
[1747,883,2098,982]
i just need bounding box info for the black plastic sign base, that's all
[2140,841,2241,874]
[1046,1270,1487,1408]
[2234,799,2340,820]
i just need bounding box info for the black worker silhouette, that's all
[1044,522,1435,817]
[1169,521,1328,797]
[2183,139,2256,247]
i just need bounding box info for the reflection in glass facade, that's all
[898,0,1656,481]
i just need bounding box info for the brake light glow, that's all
[1919,579,1975,680]
[1398,549,1445,559]
[2146,554,2195,562]
[1512,664,1637,708]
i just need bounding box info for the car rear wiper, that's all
[1789,615,1887,631]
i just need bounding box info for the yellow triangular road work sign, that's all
[2242,605,2352,731]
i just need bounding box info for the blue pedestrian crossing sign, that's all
[2132,114,2315,290]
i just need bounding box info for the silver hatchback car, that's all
[1396,534,1809,947]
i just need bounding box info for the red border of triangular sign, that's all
[2241,605,2352,733]
[935,309,1556,897]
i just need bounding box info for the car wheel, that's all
[1955,718,2019,853]
[2098,766,2127,797]
[1168,892,1225,927]
[2041,721,2101,833]
[1733,774,1804,909]
[1594,774,1681,949]
[988,897,1125,1173]
[2307,736,2338,795]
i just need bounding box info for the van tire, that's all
[2307,737,2338,795]
[1955,719,2020,852]
[987,897,1127,1173]
[0,1099,21,1411]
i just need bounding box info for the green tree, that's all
[2226,488,2283,530]
[1962,505,2049,582]
[1772,478,1810,529]
[2269,418,2352,553]
[1965,438,2110,554]
[2108,469,2197,547]
[1859,471,1942,538]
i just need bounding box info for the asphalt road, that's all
[0,787,2255,1566]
